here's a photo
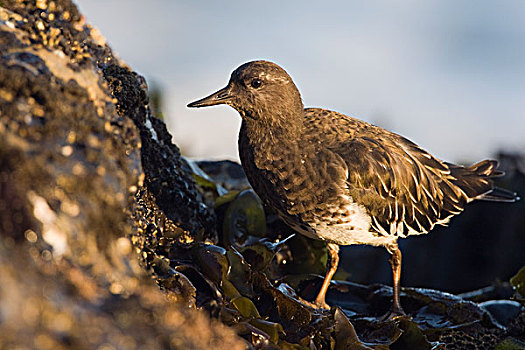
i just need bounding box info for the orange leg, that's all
[314,243,340,309]
[385,243,405,318]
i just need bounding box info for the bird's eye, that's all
[250,79,262,89]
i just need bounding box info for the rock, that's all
[0,1,241,349]
[480,300,523,328]
[197,160,251,191]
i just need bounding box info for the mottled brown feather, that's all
[189,60,518,314]
[301,108,517,237]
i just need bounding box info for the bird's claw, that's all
[297,296,330,310]
[378,307,410,322]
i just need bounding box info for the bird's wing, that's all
[304,108,470,236]
[338,133,469,236]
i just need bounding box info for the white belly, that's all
[278,199,397,247]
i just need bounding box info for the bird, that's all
[187,60,519,317]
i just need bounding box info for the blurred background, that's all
[75,0,525,293]
[76,0,525,163]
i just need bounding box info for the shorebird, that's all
[188,60,518,317]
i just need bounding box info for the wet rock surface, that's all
[1,1,525,349]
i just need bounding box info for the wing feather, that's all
[303,108,486,237]
[303,108,516,237]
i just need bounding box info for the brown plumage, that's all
[188,60,518,316]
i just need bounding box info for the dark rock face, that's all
[103,64,216,243]
[0,1,240,349]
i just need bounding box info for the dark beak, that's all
[187,85,233,108]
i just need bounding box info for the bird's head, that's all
[188,61,303,124]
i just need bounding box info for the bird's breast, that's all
[238,128,374,242]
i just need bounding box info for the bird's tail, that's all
[447,160,519,202]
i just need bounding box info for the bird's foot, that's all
[297,296,330,310]
[313,293,332,309]
[378,305,409,322]
[313,300,330,310]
